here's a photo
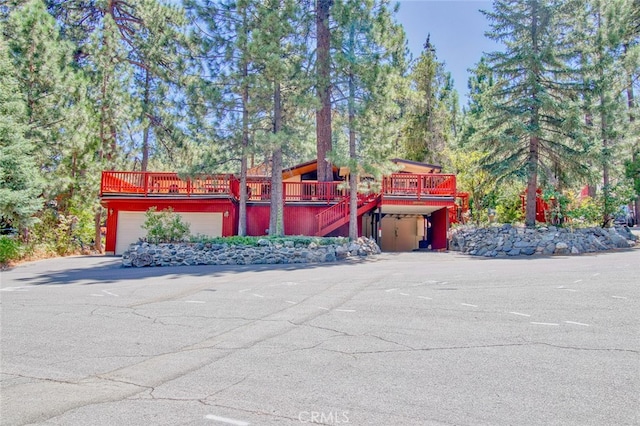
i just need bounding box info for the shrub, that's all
[0,236,22,263]
[143,207,191,243]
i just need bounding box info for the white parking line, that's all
[238,288,251,293]
[417,296,432,300]
[385,288,398,293]
[573,279,583,283]
[251,294,264,298]
[185,300,205,304]
[318,307,330,311]
[285,301,297,304]
[509,312,531,317]
[204,414,249,425]
[102,290,119,297]
[399,292,410,296]
[530,322,559,326]
[0,287,29,292]
[461,303,478,307]
[612,296,628,300]
[565,321,589,326]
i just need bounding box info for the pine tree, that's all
[124,0,188,171]
[456,58,497,223]
[251,0,314,236]
[46,0,192,248]
[578,0,637,226]
[402,35,459,166]
[622,0,640,224]
[185,0,259,236]
[480,0,590,227]
[316,0,333,183]
[5,0,91,213]
[332,0,406,239]
[0,36,43,233]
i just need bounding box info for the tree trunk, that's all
[141,69,150,171]
[94,208,103,253]
[238,9,249,237]
[348,70,358,240]
[316,0,333,183]
[625,44,639,225]
[270,81,284,236]
[525,135,539,227]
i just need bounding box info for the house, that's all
[100,159,468,255]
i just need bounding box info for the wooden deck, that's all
[101,171,457,201]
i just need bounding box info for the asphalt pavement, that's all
[1,249,639,425]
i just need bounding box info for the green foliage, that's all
[400,37,459,166]
[0,236,22,263]
[477,0,590,226]
[142,207,191,243]
[625,154,640,197]
[494,187,524,224]
[565,195,602,226]
[28,207,90,256]
[0,36,44,232]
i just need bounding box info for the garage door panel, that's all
[116,211,223,255]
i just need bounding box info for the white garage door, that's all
[116,211,223,255]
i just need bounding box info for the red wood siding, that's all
[246,205,336,236]
[246,205,271,236]
[430,207,448,250]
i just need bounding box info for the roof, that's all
[250,158,443,178]
[390,158,442,174]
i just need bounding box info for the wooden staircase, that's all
[315,194,381,237]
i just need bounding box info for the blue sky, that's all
[395,0,499,102]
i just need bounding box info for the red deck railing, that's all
[244,180,346,203]
[100,171,239,197]
[381,174,456,198]
[102,172,456,202]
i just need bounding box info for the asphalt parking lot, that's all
[1,249,639,425]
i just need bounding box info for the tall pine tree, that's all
[480,0,589,226]
[0,35,43,233]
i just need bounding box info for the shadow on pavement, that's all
[11,254,383,287]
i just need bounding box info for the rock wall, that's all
[122,237,381,267]
[450,224,637,257]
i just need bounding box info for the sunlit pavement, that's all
[2,250,638,425]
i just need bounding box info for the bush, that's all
[143,207,191,243]
[495,191,524,224]
[0,236,22,263]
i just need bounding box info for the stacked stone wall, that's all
[122,237,381,267]
[450,225,637,257]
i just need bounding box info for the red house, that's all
[100,159,468,255]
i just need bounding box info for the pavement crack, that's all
[533,342,639,354]
[96,374,153,391]
[292,321,352,336]
[322,342,536,355]
[204,376,249,398]
[363,333,416,350]
[1,373,78,385]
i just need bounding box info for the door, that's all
[115,211,223,255]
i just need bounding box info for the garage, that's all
[115,211,223,255]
